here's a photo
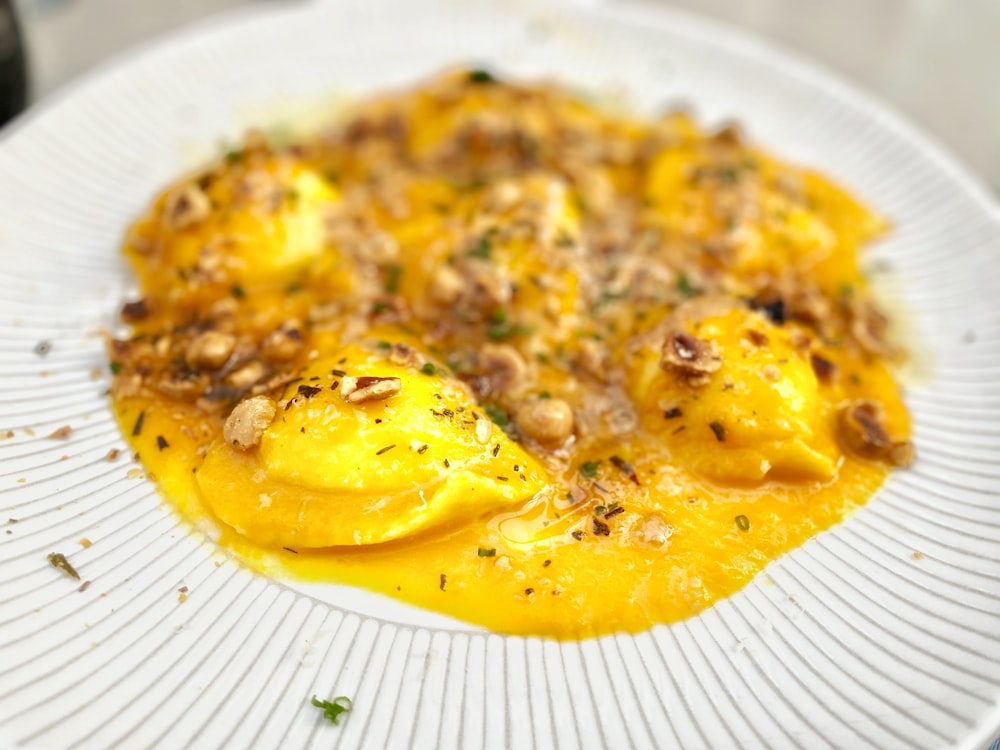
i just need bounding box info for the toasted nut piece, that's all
[849,298,899,358]
[516,398,574,447]
[163,183,212,230]
[478,343,527,392]
[838,399,914,467]
[223,395,276,450]
[889,440,916,468]
[156,374,209,400]
[575,339,609,382]
[838,400,890,458]
[635,514,674,549]
[761,364,782,382]
[389,342,424,368]
[474,416,492,444]
[260,324,303,363]
[661,330,722,376]
[429,264,465,305]
[340,375,402,404]
[809,353,837,383]
[226,360,266,389]
[120,298,150,323]
[186,331,236,370]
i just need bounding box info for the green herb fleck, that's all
[538,391,551,400]
[488,322,534,341]
[311,695,352,725]
[735,514,750,532]
[421,362,436,376]
[109,361,122,376]
[483,404,510,427]
[376,340,392,350]
[468,69,498,84]
[224,149,242,165]
[467,236,492,259]
[477,547,497,557]
[579,460,600,479]
[385,265,403,294]
[720,166,739,183]
[231,284,246,299]
[286,281,302,294]
[676,274,698,298]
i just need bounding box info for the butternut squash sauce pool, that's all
[108,70,913,638]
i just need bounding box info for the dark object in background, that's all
[0,0,27,127]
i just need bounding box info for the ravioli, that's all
[108,70,913,639]
[197,343,547,548]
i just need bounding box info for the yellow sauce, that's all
[109,70,911,639]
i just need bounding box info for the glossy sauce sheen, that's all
[109,71,911,638]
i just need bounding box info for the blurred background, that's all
[2,0,999,195]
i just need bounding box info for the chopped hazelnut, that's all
[850,298,899,358]
[429,264,465,305]
[475,417,492,445]
[635,514,673,548]
[478,343,527,392]
[809,353,837,383]
[223,395,276,450]
[341,375,402,404]
[163,183,211,230]
[226,361,266,389]
[661,330,722,377]
[186,331,236,370]
[575,339,609,382]
[838,399,914,467]
[260,324,303,363]
[389,342,423,368]
[515,398,574,447]
[761,363,782,382]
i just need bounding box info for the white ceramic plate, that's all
[2,1,1000,747]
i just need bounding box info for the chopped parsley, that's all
[468,69,498,84]
[483,404,510,427]
[735,514,750,532]
[385,265,403,294]
[109,361,122,375]
[487,321,534,341]
[421,362,437,376]
[676,274,698,298]
[311,695,352,725]
[478,547,497,557]
[579,460,600,479]
[467,236,492,259]
[231,284,246,299]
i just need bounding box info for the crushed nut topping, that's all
[837,400,913,467]
[478,343,527,392]
[340,375,402,404]
[163,183,212,230]
[661,330,723,378]
[186,331,236,370]
[515,398,575,447]
[223,395,276,450]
